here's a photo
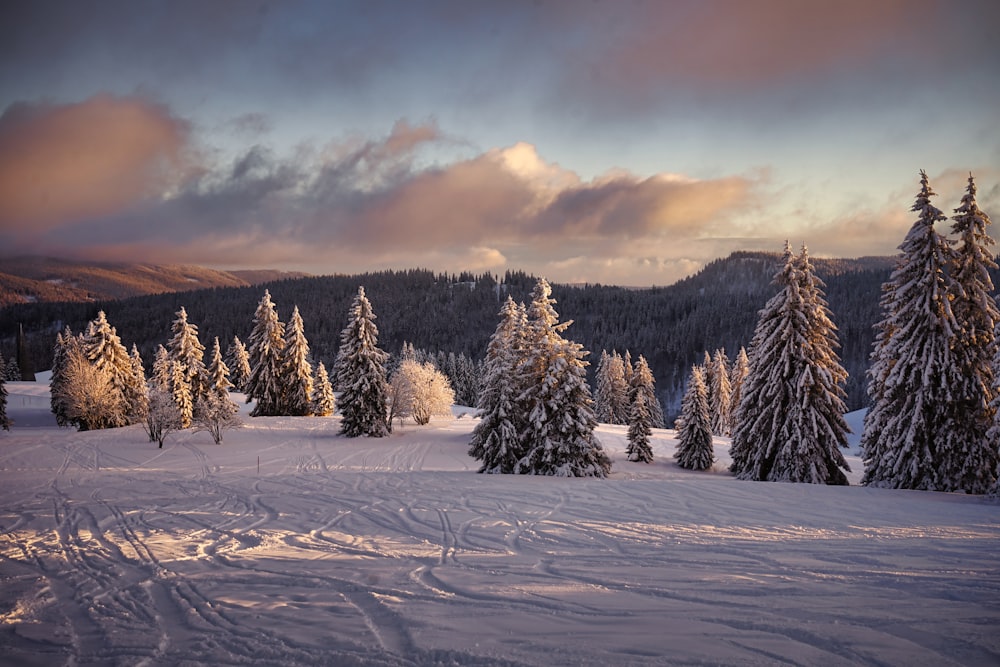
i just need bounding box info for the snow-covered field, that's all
[1,381,999,666]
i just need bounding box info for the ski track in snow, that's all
[1,383,999,666]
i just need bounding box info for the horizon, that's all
[2,1,998,286]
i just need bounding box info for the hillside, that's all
[0,256,309,307]
[1,381,997,666]
[1,254,899,415]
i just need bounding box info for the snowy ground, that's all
[1,381,999,666]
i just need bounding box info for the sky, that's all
[1,0,999,286]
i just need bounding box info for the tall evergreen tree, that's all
[246,290,286,417]
[469,296,525,474]
[947,174,999,493]
[515,279,610,477]
[470,297,527,473]
[226,336,252,393]
[731,243,850,484]
[80,311,133,427]
[169,360,194,429]
[151,344,171,392]
[336,286,390,437]
[206,337,233,397]
[728,347,750,435]
[626,355,657,463]
[594,350,630,424]
[167,307,208,406]
[311,361,336,417]
[709,349,732,435]
[50,327,76,427]
[861,172,965,490]
[281,306,314,416]
[0,372,10,430]
[675,365,714,470]
[124,344,149,423]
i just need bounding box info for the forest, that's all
[1,251,896,420]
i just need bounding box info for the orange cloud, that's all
[0,94,191,230]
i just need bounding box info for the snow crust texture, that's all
[1,382,999,666]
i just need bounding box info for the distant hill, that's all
[0,257,309,307]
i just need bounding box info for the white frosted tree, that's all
[389,359,454,427]
[281,306,314,416]
[515,279,611,478]
[675,365,714,471]
[62,345,125,431]
[194,390,241,444]
[80,311,133,427]
[727,347,750,435]
[168,360,194,428]
[166,307,208,407]
[124,344,149,423]
[50,327,77,427]
[144,384,182,448]
[594,350,629,425]
[625,355,657,463]
[948,174,998,493]
[470,297,527,474]
[151,344,171,392]
[311,361,336,417]
[336,286,389,438]
[206,337,233,397]
[730,243,850,485]
[246,290,286,417]
[226,336,252,393]
[709,349,732,435]
[861,172,965,491]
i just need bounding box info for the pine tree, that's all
[206,337,233,397]
[151,344,171,392]
[948,174,998,493]
[124,344,149,423]
[169,360,194,428]
[226,336,252,393]
[0,372,10,430]
[626,355,657,463]
[728,347,750,435]
[246,290,286,417]
[515,279,610,477]
[311,361,336,417]
[167,307,208,407]
[50,327,76,427]
[731,243,850,484]
[710,349,732,435]
[2,356,19,381]
[595,351,630,425]
[470,297,527,473]
[336,286,389,438]
[281,306,314,416]
[675,365,714,470]
[80,311,133,427]
[862,172,964,491]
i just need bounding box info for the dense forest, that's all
[0,251,899,419]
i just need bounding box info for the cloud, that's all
[0,94,192,230]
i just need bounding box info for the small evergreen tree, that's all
[0,373,10,431]
[167,307,208,407]
[336,286,390,437]
[124,344,149,423]
[226,336,252,393]
[50,327,76,427]
[862,172,964,491]
[594,351,630,425]
[280,306,314,416]
[246,290,286,417]
[151,344,172,392]
[675,365,713,470]
[728,347,750,435]
[311,361,336,417]
[709,349,731,435]
[625,355,657,463]
[169,360,194,429]
[470,297,527,474]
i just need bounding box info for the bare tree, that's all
[144,385,183,448]
[388,359,454,428]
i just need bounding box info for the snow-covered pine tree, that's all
[206,337,233,397]
[245,290,286,417]
[730,243,850,484]
[515,278,611,477]
[0,372,10,430]
[710,349,732,435]
[594,351,613,423]
[626,355,657,463]
[80,311,134,427]
[151,344,171,392]
[675,365,714,470]
[280,306,314,416]
[124,344,149,423]
[594,350,630,425]
[311,361,336,417]
[336,286,390,437]
[226,336,252,393]
[50,327,76,427]
[948,174,999,493]
[727,347,750,435]
[861,172,965,491]
[169,360,194,428]
[470,297,527,473]
[167,307,208,407]
[3,356,19,381]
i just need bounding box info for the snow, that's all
[1,381,999,666]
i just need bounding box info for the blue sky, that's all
[2,0,998,285]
